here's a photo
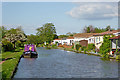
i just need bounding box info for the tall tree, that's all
[36,23,56,43]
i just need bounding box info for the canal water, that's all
[14,47,119,78]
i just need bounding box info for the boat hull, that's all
[23,51,38,58]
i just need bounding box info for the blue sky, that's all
[2,2,118,35]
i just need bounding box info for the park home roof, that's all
[54,39,61,40]
[109,35,120,40]
[67,36,74,39]
[94,30,119,36]
[74,33,97,38]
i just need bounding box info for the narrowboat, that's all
[23,44,38,58]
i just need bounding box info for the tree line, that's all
[1,23,118,52]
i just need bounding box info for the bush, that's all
[87,44,95,50]
[52,44,57,48]
[75,44,81,51]
[84,49,87,53]
[16,40,21,48]
[72,45,74,49]
[99,35,113,55]
[2,39,14,52]
[81,46,86,51]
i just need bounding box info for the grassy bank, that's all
[1,50,23,80]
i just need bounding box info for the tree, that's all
[58,35,68,39]
[27,34,43,45]
[105,25,111,31]
[4,27,27,48]
[94,27,106,33]
[36,23,56,44]
[83,25,95,33]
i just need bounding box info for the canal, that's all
[14,47,118,78]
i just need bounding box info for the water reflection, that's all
[14,47,118,78]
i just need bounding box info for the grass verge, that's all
[1,50,23,80]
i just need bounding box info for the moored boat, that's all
[23,44,38,58]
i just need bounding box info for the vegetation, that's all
[36,23,56,44]
[99,35,115,58]
[83,25,114,33]
[2,39,14,52]
[87,44,95,51]
[1,50,23,79]
[75,44,81,51]
[3,27,27,49]
[81,46,87,51]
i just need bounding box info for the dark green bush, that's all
[99,35,113,56]
[52,44,57,48]
[76,44,81,51]
[16,40,21,48]
[88,43,95,50]
[2,39,14,52]
[72,45,74,49]
[81,46,87,51]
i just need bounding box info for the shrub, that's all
[84,49,87,53]
[52,44,57,48]
[16,40,21,48]
[99,35,113,55]
[72,45,74,49]
[81,46,86,51]
[2,39,14,52]
[75,44,81,51]
[87,43,95,50]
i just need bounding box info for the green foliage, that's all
[72,45,74,49]
[4,27,27,48]
[36,23,56,44]
[51,44,57,48]
[2,39,14,52]
[75,44,81,51]
[81,46,87,51]
[27,34,43,45]
[83,25,94,33]
[84,48,88,54]
[58,35,68,39]
[2,50,23,79]
[16,40,21,48]
[83,25,115,33]
[87,44,95,50]
[99,35,114,56]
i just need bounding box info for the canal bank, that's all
[2,50,23,80]
[14,47,118,78]
[57,47,120,61]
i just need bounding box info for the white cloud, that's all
[66,3,118,20]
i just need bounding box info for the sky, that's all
[2,2,118,35]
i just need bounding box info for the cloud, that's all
[66,3,118,20]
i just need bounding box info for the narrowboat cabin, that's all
[23,44,38,58]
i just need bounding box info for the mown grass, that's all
[1,50,23,80]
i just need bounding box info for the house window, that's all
[99,37,100,41]
[70,40,72,43]
[96,37,98,42]
[89,39,91,42]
